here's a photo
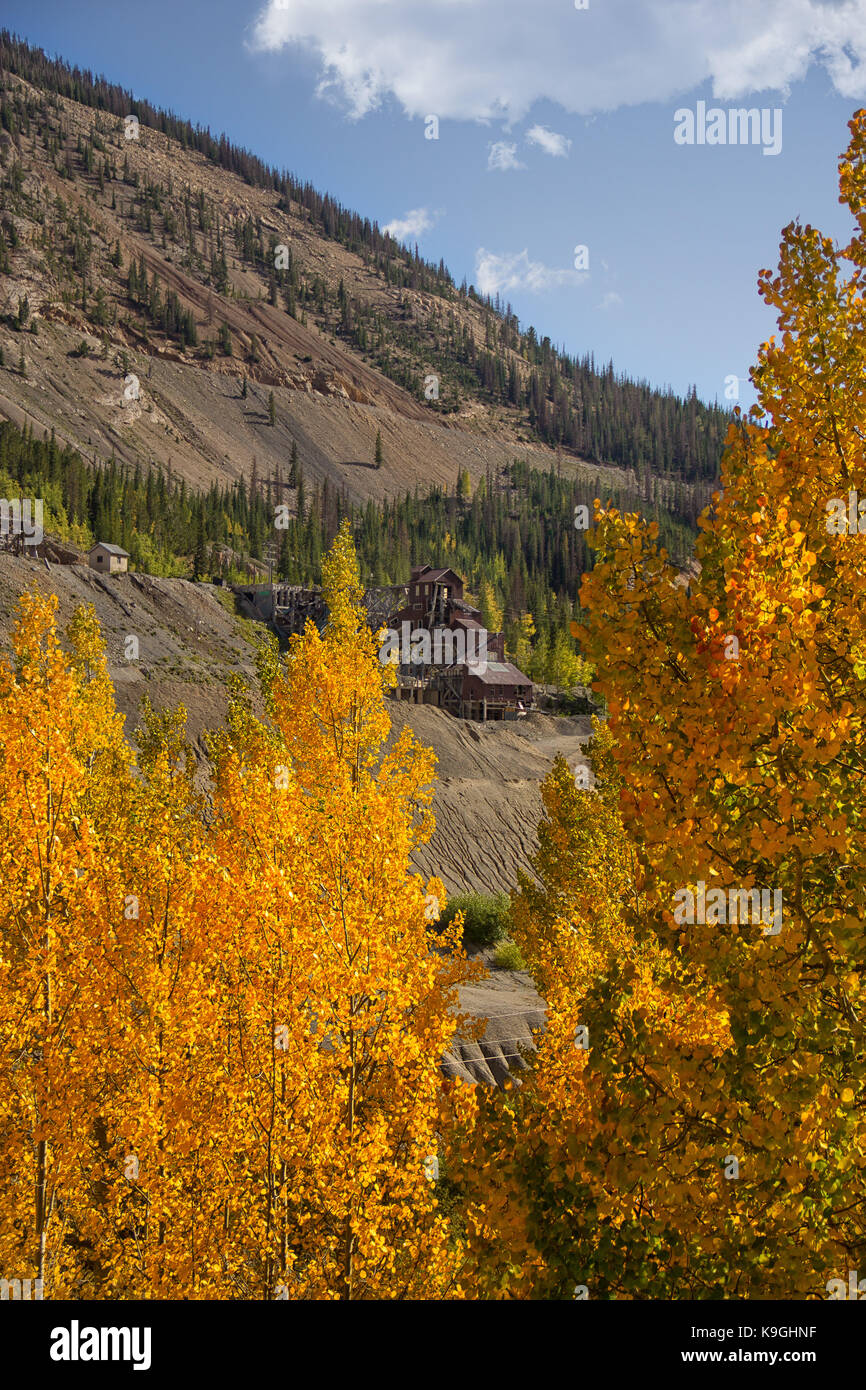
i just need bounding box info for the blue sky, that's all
[5,0,865,409]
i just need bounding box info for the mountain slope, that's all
[0,68,582,503]
[0,33,727,526]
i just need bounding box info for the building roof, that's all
[90,542,129,557]
[460,660,533,687]
[410,565,461,585]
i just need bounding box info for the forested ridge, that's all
[0,30,721,681]
[0,29,731,479]
[0,416,697,680]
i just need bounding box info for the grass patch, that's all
[492,939,526,971]
[211,586,263,648]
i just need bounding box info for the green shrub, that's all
[555,688,595,716]
[438,891,511,949]
[493,939,526,971]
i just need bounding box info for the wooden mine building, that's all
[240,563,535,722]
[389,565,535,721]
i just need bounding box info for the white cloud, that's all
[599,291,624,310]
[526,124,572,157]
[249,0,866,122]
[488,141,525,171]
[382,207,435,241]
[475,248,587,296]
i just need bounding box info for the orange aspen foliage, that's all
[459,112,866,1299]
[0,524,479,1300]
[0,594,127,1297]
[78,700,229,1298]
[205,520,481,1298]
[453,726,731,1298]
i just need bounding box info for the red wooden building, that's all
[390,565,534,720]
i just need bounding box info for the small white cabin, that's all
[88,542,129,575]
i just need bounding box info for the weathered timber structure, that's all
[389,565,534,720]
[271,585,328,638]
[236,582,403,642]
[236,562,535,721]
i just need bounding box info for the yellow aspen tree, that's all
[204,675,321,1300]
[78,698,229,1298]
[452,727,730,1298]
[557,111,866,1297]
[510,612,535,672]
[0,593,127,1297]
[479,582,503,637]
[208,521,480,1299]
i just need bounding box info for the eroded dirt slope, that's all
[0,553,260,758]
[387,702,591,895]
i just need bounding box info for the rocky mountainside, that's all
[0,70,595,506]
[0,34,725,529]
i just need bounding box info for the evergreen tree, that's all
[192,516,207,581]
[374,428,383,468]
[296,465,305,521]
[278,526,292,579]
